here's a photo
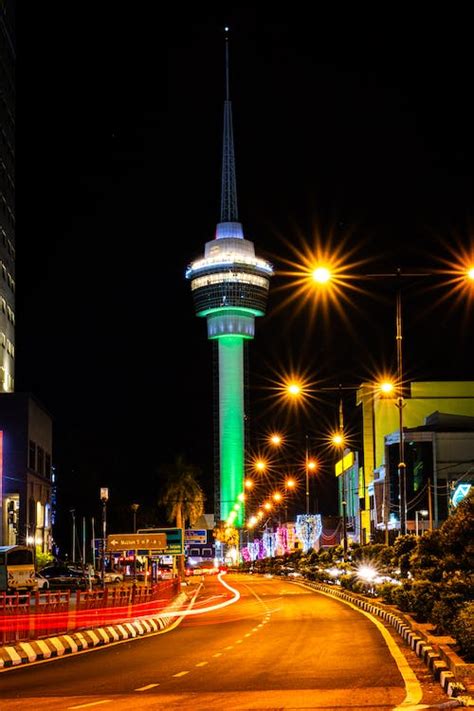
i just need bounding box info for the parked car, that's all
[35,572,50,590]
[39,564,99,590]
[102,570,124,584]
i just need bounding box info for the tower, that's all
[186,31,272,527]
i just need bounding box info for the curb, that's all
[0,591,190,670]
[297,580,474,707]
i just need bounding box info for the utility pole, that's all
[70,509,76,563]
[100,488,109,586]
[396,278,407,535]
[428,478,433,531]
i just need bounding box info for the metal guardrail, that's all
[0,580,180,644]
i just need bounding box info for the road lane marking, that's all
[173,671,189,677]
[252,627,259,631]
[68,702,112,710]
[212,652,222,657]
[296,583,423,707]
[195,661,208,667]
[236,639,243,643]
[135,683,160,691]
[244,633,252,637]
[224,645,233,650]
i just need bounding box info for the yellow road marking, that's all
[172,670,189,677]
[212,652,222,657]
[297,584,422,707]
[195,661,208,667]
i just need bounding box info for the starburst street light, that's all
[312,266,332,284]
[379,380,395,395]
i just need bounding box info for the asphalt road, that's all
[0,574,449,710]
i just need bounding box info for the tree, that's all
[440,490,474,574]
[159,455,205,577]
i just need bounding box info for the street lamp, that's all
[415,509,428,536]
[100,487,109,586]
[131,503,140,533]
[70,508,76,563]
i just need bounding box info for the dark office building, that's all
[0,2,15,395]
[0,393,53,551]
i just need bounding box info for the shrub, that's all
[339,574,355,590]
[391,583,414,612]
[453,602,474,661]
[398,552,412,578]
[376,582,399,605]
[409,581,440,622]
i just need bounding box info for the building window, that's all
[37,446,44,476]
[29,440,36,470]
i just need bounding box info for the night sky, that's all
[15,8,473,548]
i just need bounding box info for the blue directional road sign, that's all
[136,528,184,555]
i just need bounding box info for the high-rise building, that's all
[186,33,272,527]
[0,3,15,395]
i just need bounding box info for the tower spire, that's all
[220,27,238,223]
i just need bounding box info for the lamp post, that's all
[415,509,428,536]
[100,488,109,587]
[131,503,139,533]
[70,508,76,563]
[395,279,407,535]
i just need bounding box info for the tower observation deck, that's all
[186,31,272,527]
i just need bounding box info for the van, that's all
[0,545,36,592]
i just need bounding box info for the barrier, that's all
[0,580,180,643]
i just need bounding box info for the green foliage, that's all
[339,574,354,590]
[376,582,399,605]
[440,492,474,573]
[408,580,440,622]
[159,455,205,528]
[453,602,474,661]
[409,530,444,581]
[398,552,412,578]
[393,534,418,561]
[35,549,54,570]
[391,582,414,612]
[431,578,473,634]
[318,549,335,564]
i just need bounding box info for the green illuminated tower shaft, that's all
[186,31,272,527]
[218,337,244,522]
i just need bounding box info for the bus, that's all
[0,545,36,593]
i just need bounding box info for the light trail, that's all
[0,574,240,636]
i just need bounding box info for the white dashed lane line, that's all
[195,661,208,667]
[212,652,223,657]
[135,683,160,691]
[68,702,113,710]
[173,671,189,677]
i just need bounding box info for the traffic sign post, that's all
[107,528,184,555]
[107,533,167,552]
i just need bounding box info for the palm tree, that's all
[159,455,205,577]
